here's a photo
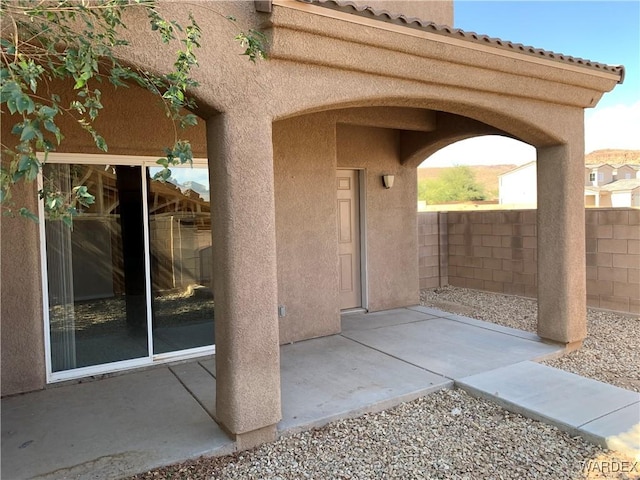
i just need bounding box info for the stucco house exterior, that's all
[498,161,537,206]
[1,0,625,449]
[501,162,640,207]
[586,163,616,187]
[598,179,640,207]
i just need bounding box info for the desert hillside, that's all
[586,149,640,165]
[418,164,517,200]
[418,150,640,202]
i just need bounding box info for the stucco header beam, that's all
[335,106,436,132]
[272,0,621,85]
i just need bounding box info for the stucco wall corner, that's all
[1,182,46,396]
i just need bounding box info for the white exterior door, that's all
[336,170,362,309]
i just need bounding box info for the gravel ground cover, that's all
[129,287,638,480]
[131,389,636,480]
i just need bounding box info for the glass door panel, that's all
[44,164,149,371]
[147,167,214,354]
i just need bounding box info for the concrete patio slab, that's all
[342,317,563,379]
[1,368,233,480]
[457,361,640,445]
[407,306,543,343]
[435,312,542,343]
[3,307,634,480]
[200,357,216,377]
[170,361,217,419]
[580,402,640,457]
[341,307,437,332]
[406,305,452,317]
[279,335,452,433]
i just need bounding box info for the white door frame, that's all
[38,153,215,383]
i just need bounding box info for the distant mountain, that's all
[418,164,517,201]
[586,149,640,165]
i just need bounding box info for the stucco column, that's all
[207,111,281,449]
[536,142,587,345]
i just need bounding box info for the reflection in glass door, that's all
[148,167,214,354]
[44,164,149,371]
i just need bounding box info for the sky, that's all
[422,0,640,168]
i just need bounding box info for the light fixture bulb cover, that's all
[382,174,395,189]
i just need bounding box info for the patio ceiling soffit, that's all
[399,112,506,167]
[258,0,624,107]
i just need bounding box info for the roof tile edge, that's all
[297,0,625,83]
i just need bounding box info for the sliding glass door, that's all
[148,166,214,355]
[42,157,214,379]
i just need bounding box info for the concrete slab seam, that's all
[198,361,217,379]
[168,365,218,423]
[577,400,640,428]
[405,306,450,318]
[344,316,439,332]
[441,314,545,343]
[338,333,455,380]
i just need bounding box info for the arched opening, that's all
[417,136,537,211]
[271,103,549,343]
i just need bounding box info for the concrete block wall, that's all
[586,209,640,313]
[417,208,639,314]
[445,210,538,298]
[417,212,446,289]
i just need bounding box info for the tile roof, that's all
[299,0,625,82]
[599,179,640,192]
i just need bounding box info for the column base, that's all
[220,424,278,452]
[538,338,583,359]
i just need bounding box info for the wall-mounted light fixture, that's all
[382,174,395,189]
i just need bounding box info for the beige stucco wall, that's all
[274,115,420,344]
[1,182,46,396]
[3,79,208,157]
[0,0,623,413]
[274,113,341,344]
[337,124,419,311]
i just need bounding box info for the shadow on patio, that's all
[0,306,573,479]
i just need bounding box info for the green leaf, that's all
[40,105,58,117]
[180,113,198,128]
[18,207,39,223]
[18,154,32,172]
[0,80,21,104]
[16,94,35,114]
[20,123,38,142]
[94,134,107,152]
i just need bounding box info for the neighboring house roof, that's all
[499,161,536,177]
[585,163,640,170]
[599,179,640,192]
[586,163,615,169]
[301,0,625,82]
